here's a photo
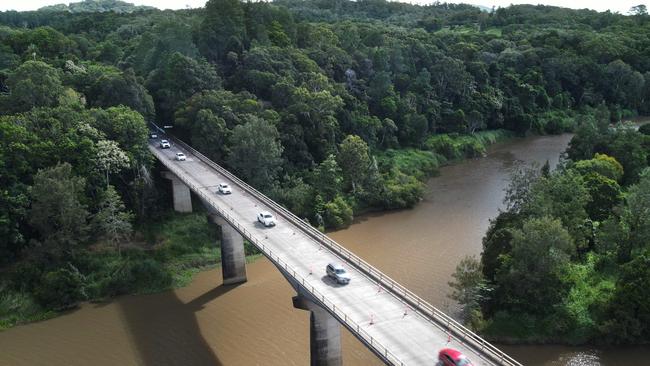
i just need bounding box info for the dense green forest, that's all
[450,120,650,345]
[1,0,649,339]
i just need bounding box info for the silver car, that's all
[218,183,232,194]
[326,263,351,285]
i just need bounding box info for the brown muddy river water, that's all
[1,133,648,365]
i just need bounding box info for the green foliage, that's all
[39,0,155,13]
[598,252,650,343]
[34,266,86,309]
[226,115,283,191]
[448,256,491,325]
[321,195,353,229]
[638,123,650,135]
[503,216,574,314]
[582,173,623,222]
[337,135,370,192]
[29,163,89,261]
[92,185,134,254]
[574,153,624,182]
[377,149,440,181]
[424,130,511,161]
[381,168,425,209]
[311,154,342,202]
[6,60,64,112]
[0,285,53,330]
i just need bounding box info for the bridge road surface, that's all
[149,139,498,366]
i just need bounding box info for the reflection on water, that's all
[1,133,646,366]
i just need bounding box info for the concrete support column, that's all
[210,215,247,285]
[293,295,342,366]
[161,171,192,213]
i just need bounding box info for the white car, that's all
[149,132,158,139]
[326,263,351,285]
[217,183,232,194]
[175,152,186,161]
[160,139,170,148]
[257,211,276,227]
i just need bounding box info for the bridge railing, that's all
[151,127,521,366]
[150,145,406,366]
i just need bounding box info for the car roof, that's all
[328,263,345,270]
[220,182,229,186]
[260,211,272,216]
[439,348,464,359]
[176,152,184,155]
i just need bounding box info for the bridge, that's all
[148,127,522,366]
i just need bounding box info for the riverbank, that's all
[0,211,262,331]
[0,129,516,332]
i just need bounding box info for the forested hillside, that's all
[1,0,649,334]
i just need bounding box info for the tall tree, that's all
[6,60,64,112]
[93,185,133,255]
[226,115,283,190]
[198,0,246,64]
[337,135,370,192]
[28,163,89,260]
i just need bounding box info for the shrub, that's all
[382,169,425,209]
[322,195,353,229]
[639,123,650,135]
[99,258,172,296]
[34,267,86,309]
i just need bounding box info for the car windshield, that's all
[264,214,272,218]
[222,184,229,188]
[456,357,471,366]
[335,269,345,274]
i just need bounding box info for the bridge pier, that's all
[210,215,247,285]
[293,295,342,366]
[161,171,192,213]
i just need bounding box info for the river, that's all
[0,133,647,365]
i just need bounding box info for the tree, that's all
[322,195,353,228]
[448,256,491,325]
[312,154,342,202]
[28,163,89,260]
[501,216,575,314]
[146,52,220,123]
[527,169,590,243]
[630,4,648,15]
[337,135,370,193]
[582,173,622,222]
[91,106,149,166]
[574,153,624,182]
[226,115,283,190]
[93,185,133,255]
[6,60,64,112]
[198,0,246,63]
[601,253,650,343]
[88,68,155,120]
[96,140,130,187]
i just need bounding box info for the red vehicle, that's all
[438,348,474,366]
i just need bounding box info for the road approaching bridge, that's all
[148,129,522,366]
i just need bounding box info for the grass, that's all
[0,284,57,330]
[377,148,442,180]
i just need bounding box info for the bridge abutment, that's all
[293,295,342,366]
[161,171,193,213]
[210,215,247,285]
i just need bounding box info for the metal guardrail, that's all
[149,145,406,365]
[149,124,522,366]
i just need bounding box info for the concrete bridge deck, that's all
[148,135,521,366]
